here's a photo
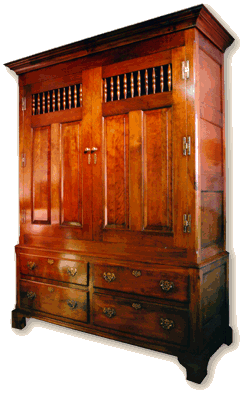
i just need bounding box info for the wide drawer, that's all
[20,280,88,322]
[93,263,189,302]
[93,293,189,346]
[19,254,88,286]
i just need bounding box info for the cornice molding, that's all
[4,4,234,75]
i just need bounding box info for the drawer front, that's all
[93,293,188,346]
[93,264,189,302]
[20,254,88,286]
[20,280,88,322]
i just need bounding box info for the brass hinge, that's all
[21,209,26,224]
[21,153,26,167]
[182,60,189,79]
[183,136,191,156]
[183,214,191,233]
[22,97,26,111]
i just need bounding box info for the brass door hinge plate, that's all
[22,97,26,111]
[21,153,26,167]
[183,214,191,233]
[183,136,191,156]
[21,209,26,224]
[182,60,189,79]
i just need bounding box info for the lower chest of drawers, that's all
[18,251,190,347]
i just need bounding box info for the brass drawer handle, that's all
[67,268,77,277]
[160,280,174,292]
[132,303,141,310]
[132,270,141,277]
[48,259,54,265]
[160,318,175,330]
[27,261,37,270]
[67,300,78,309]
[48,287,54,292]
[103,307,116,318]
[27,291,36,300]
[103,272,116,283]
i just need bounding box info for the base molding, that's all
[11,307,232,384]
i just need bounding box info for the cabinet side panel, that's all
[201,191,223,248]
[198,33,224,259]
[201,263,226,326]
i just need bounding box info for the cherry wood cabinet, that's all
[5,4,234,384]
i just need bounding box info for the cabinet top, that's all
[5,4,234,75]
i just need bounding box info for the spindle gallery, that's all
[32,84,82,115]
[5,5,234,385]
[103,64,171,102]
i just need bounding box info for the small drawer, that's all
[20,280,88,323]
[93,293,189,346]
[19,254,88,286]
[93,264,189,302]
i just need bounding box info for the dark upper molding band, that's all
[4,4,234,75]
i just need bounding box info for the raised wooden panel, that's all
[104,114,129,229]
[31,126,51,224]
[60,121,82,227]
[201,264,226,325]
[129,110,143,231]
[143,107,172,232]
[201,119,222,176]
[201,192,223,248]
[199,49,222,111]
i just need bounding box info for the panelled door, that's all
[21,74,93,242]
[21,47,188,249]
[100,47,189,249]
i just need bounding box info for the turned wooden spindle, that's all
[63,88,66,110]
[52,90,56,112]
[37,93,40,115]
[124,74,127,99]
[58,89,61,111]
[47,91,50,113]
[42,92,45,114]
[168,64,172,91]
[79,84,82,107]
[131,73,134,98]
[152,68,156,94]
[137,71,141,96]
[68,86,72,109]
[160,66,164,92]
[74,85,77,108]
[104,79,107,103]
[110,77,114,101]
[32,95,35,115]
[145,69,148,95]
[117,76,120,100]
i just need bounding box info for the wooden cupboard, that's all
[5,4,234,384]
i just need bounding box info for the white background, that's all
[0,0,248,394]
